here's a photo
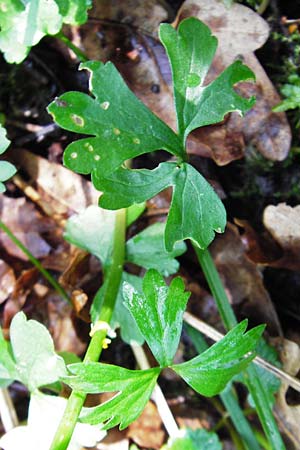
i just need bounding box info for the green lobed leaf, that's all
[110,273,144,345]
[162,428,222,450]
[0,0,92,64]
[48,61,183,177]
[10,312,67,392]
[0,124,10,155]
[0,329,17,388]
[123,269,190,366]
[171,320,265,397]
[65,362,160,429]
[159,18,255,144]
[95,162,226,251]
[126,222,186,276]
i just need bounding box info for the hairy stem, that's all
[54,31,88,62]
[49,208,126,450]
[194,246,285,450]
[0,220,70,303]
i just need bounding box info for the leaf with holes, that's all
[159,17,255,144]
[171,320,265,396]
[123,269,190,367]
[48,60,183,177]
[64,362,160,429]
[0,0,91,63]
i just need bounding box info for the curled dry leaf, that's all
[263,203,300,271]
[273,338,300,449]
[176,0,291,163]
[210,223,281,335]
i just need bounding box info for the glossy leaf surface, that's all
[0,0,91,63]
[48,61,183,177]
[65,362,160,429]
[123,269,190,366]
[172,320,264,396]
[159,18,255,143]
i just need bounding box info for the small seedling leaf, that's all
[126,222,186,276]
[171,320,265,396]
[65,362,160,429]
[0,0,91,63]
[10,312,67,392]
[123,269,190,366]
[159,18,255,144]
[48,61,183,178]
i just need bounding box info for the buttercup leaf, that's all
[171,320,265,396]
[48,61,183,177]
[123,269,190,366]
[160,18,255,143]
[65,362,160,429]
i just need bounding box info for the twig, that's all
[130,343,179,439]
[0,388,18,432]
[184,311,300,393]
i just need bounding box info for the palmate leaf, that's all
[48,61,183,177]
[65,363,160,429]
[159,18,255,143]
[95,162,226,251]
[123,269,190,366]
[171,320,265,397]
[0,0,91,63]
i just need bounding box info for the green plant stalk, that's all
[54,31,88,62]
[185,323,260,450]
[0,220,70,303]
[194,246,285,450]
[49,208,126,450]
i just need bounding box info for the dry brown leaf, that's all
[126,400,165,449]
[273,339,300,449]
[176,0,291,163]
[210,223,281,335]
[0,196,51,260]
[0,260,16,304]
[263,203,300,271]
[11,149,99,215]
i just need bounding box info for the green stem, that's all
[54,31,88,62]
[194,246,285,450]
[0,220,70,303]
[257,0,270,15]
[49,208,126,450]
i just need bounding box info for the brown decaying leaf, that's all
[0,196,52,261]
[11,149,99,215]
[262,203,300,271]
[273,338,300,449]
[210,223,282,335]
[0,260,16,304]
[126,400,165,449]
